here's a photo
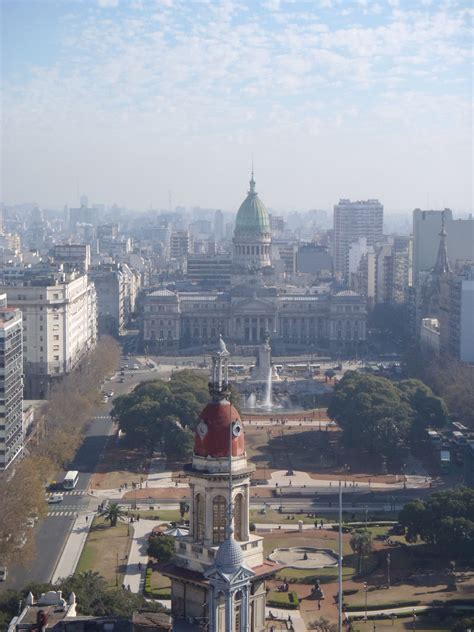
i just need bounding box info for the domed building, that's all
[233,172,272,271]
[160,337,279,630]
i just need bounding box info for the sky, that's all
[1,0,472,214]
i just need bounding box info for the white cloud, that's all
[97,0,119,7]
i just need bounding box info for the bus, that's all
[63,470,79,490]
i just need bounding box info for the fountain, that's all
[262,366,273,410]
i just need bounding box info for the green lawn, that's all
[250,508,330,525]
[76,516,132,588]
[350,616,451,632]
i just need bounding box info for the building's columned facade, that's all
[141,286,366,352]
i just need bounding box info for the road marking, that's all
[47,511,77,517]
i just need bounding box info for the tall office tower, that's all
[0,294,23,470]
[333,199,384,281]
[439,264,474,363]
[413,209,474,281]
[214,209,224,241]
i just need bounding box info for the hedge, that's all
[144,567,172,600]
[267,591,300,610]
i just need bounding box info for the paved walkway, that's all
[266,606,307,631]
[122,521,154,593]
[265,470,430,490]
[51,512,95,582]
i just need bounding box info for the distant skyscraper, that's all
[0,294,23,470]
[333,198,384,281]
[214,209,224,241]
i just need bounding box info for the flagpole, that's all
[338,481,343,632]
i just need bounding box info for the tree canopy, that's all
[111,370,210,461]
[398,487,474,557]
[327,371,448,462]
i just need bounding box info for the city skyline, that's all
[2,0,472,213]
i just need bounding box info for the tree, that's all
[398,488,474,558]
[101,502,127,527]
[179,501,190,521]
[148,534,175,561]
[350,529,373,573]
[309,617,337,632]
[111,371,209,461]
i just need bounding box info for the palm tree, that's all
[75,570,107,593]
[101,502,127,527]
[350,529,373,573]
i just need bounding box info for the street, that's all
[2,356,149,591]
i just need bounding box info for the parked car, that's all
[101,395,108,403]
[0,567,7,581]
[133,364,140,370]
[106,391,114,397]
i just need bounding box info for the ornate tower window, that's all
[213,495,227,544]
[234,493,243,541]
[194,493,205,542]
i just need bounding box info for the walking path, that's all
[122,521,154,593]
[51,512,95,583]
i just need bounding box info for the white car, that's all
[106,391,114,397]
[133,364,140,370]
[101,395,109,403]
[0,567,7,582]
[48,493,64,504]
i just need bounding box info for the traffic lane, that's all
[4,514,74,590]
[70,416,114,489]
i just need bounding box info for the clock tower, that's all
[161,336,278,631]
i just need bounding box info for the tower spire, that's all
[249,161,256,195]
[433,210,451,276]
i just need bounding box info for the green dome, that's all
[234,175,270,237]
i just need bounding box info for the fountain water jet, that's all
[263,366,273,409]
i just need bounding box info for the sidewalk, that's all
[51,512,95,583]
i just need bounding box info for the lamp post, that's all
[363,582,368,621]
[386,553,391,589]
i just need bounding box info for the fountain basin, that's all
[269,547,338,569]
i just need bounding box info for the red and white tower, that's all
[161,336,278,631]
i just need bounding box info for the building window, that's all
[212,495,227,545]
[195,493,205,541]
[234,493,243,541]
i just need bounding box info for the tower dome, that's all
[215,535,245,572]
[233,172,272,271]
[234,173,270,237]
[194,401,245,459]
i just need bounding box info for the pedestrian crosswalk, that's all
[47,510,77,517]
[93,415,111,420]
[46,490,87,497]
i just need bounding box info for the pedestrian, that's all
[127,584,131,591]
[86,515,88,523]
[138,562,142,571]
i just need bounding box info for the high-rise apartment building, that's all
[0,294,23,470]
[333,198,384,281]
[439,265,474,363]
[170,230,193,259]
[0,269,97,398]
[413,209,474,281]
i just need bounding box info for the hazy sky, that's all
[1,0,472,214]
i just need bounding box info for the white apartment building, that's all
[333,199,384,281]
[0,271,97,398]
[0,294,23,470]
